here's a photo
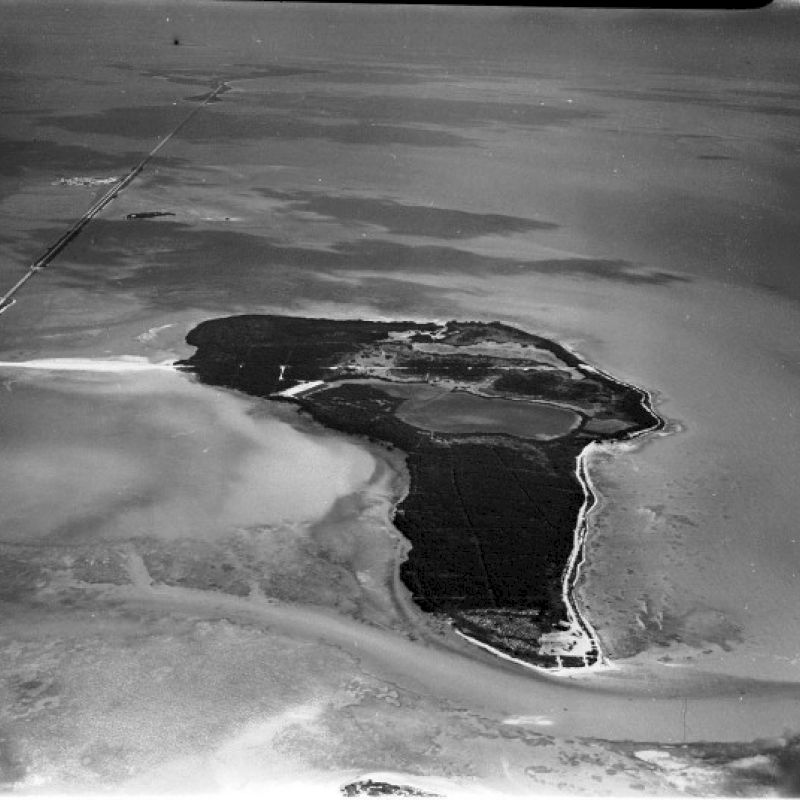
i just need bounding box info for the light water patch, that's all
[0,362,376,543]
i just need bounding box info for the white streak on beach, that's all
[267,339,665,675]
[276,379,326,398]
[545,358,667,672]
[0,356,178,373]
[456,346,666,674]
[454,627,617,677]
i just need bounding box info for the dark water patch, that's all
[242,89,602,129]
[720,102,800,119]
[328,240,689,284]
[55,218,686,284]
[771,138,800,157]
[575,85,800,119]
[40,104,199,141]
[37,220,454,314]
[258,188,557,238]
[41,105,471,149]
[0,69,25,86]
[182,93,223,104]
[574,86,717,105]
[39,221,687,298]
[181,84,232,104]
[720,86,800,101]
[697,154,734,161]
[113,63,323,89]
[312,67,431,86]
[0,136,146,178]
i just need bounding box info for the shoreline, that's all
[0,344,668,676]
[5,340,800,747]
[284,366,661,678]
[559,361,668,671]
[181,313,666,671]
[439,368,667,676]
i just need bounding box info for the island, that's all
[178,315,662,669]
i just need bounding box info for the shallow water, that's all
[0,363,376,543]
[1,3,799,780]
